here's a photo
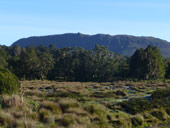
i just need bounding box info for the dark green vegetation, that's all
[0,80,170,128]
[0,67,20,95]
[12,33,170,57]
[130,45,165,79]
[0,44,169,81]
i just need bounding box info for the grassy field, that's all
[1,80,170,128]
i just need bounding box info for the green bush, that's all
[0,67,20,95]
[151,88,170,99]
[39,108,51,123]
[120,99,151,114]
[115,90,127,97]
[131,116,143,127]
[151,109,167,121]
[165,107,170,116]
[150,88,170,108]
[28,99,40,111]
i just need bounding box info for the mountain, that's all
[12,33,170,57]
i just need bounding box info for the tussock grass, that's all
[0,80,170,127]
[40,101,62,114]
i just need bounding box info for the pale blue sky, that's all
[0,0,170,46]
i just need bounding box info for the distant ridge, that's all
[12,33,170,57]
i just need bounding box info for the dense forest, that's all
[0,44,170,81]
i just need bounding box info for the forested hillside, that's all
[12,33,170,57]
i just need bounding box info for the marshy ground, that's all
[1,80,170,128]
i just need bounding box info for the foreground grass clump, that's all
[55,114,77,127]
[40,101,62,114]
[39,108,53,124]
[85,104,108,124]
[58,98,80,113]
[1,95,22,108]
[0,111,17,127]
[0,67,20,95]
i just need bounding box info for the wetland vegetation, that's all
[0,80,170,127]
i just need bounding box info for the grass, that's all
[0,80,170,127]
[40,101,62,114]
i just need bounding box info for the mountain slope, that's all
[12,33,170,57]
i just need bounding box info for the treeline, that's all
[0,44,170,81]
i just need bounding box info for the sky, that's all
[0,0,170,46]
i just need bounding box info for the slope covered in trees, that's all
[12,33,170,57]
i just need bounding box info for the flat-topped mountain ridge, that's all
[12,33,170,57]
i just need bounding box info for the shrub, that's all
[0,67,20,95]
[39,108,51,123]
[151,88,170,108]
[151,88,170,99]
[44,115,55,124]
[151,109,167,121]
[120,99,151,114]
[166,108,170,116]
[110,120,124,128]
[143,112,159,125]
[11,110,23,119]
[115,90,127,97]
[27,99,40,111]
[27,111,39,121]
[131,115,143,127]
[91,91,115,98]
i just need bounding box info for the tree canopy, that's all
[0,44,168,81]
[130,45,165,79]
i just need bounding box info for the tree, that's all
[73,49,94,81]
[130,48,146,79]
[130,45,165,79]
[10,45,21,56]
[19,47,40,79]
[145,46,165,79]
[37,51,54,80]
[0,46,8,67]
[92,45,115,81]
[165,58,170,78]
[49,47,73,81]
[4,44,131,81]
